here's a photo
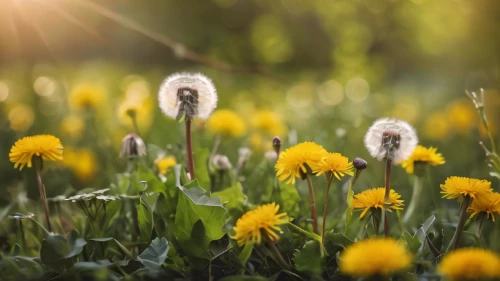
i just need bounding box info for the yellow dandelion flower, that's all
[252,110,287,137]
[206,109,247,137]
[339,238,412,277]
[438,248,500,281]
[400,145,445,174]
[69,84,106,110]
[63,147,97,182]
[8,104,35,132]
[440,176,492,200]
[352,188,404,218]
[313,152,354,180]
[231,203,288,246]
[275,142,328,184]
[155,156,177,176]
[60,115,85,139]
[9,135,64,170]
[467,192,500,222]
[117,96,153,133]
[447,99,477,136]
[422,112,450,141]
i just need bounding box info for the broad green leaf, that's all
[194,148,211,190]
[137,198,153,242]
[138,170,165,194]
[401,231,422,253]
[174,184,226,250]
[40,230,87,273]
[88,238,134,259]
[294,240,322,273]
[137,237,170,270]
[323,231,353,257]
[211,182,246,212]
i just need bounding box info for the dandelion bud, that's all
[353,157,368,170]
[237,147,252,166]
[364,118,418,164]
[272,136,281,155]
[120,133,146,159]
[158,73,217,121]
[212,154,233,171]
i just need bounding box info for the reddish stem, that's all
[185,119,195,180]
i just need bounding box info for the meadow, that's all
[1,0,500,280]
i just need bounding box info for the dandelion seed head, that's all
[120,133,146,159]
[364,118,418,163]
[158,73,217,121]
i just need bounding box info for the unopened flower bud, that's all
[120,133,146,159]
[212,154,232,171]
[272,136,281,155]
[353,157,368,170]
[265,151,278,162]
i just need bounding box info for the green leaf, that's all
[323,231,353,257]
[174,184,227,251]
[401,231,422,253]
[294,240,323,273]
[280,183,300,217]
[345,182,355,233]
[137,237,170,270]
[211,182,246,212]
[462,231,482,247]
[137,198,153,242]
[194,148,211,190]
[219,276,268,281]
[237,242,254,267]
[88,237,134,259]
[40,230,87,273]
[138,170,166,194]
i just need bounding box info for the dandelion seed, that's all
[364,118,418,164]
[158,73,217,121]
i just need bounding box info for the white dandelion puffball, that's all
[158,73,218,120]
[364,118,418,163]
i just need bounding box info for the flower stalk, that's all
[305,174,319,234]
[267,240,291,270]
[34,157,52,233]
[321,174,334,254]
[447,195,473,252]
[185,118,195,180]
[403,175,423,224]
[381,158,392,237]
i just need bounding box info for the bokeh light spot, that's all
[0,81,9,102]
[345,78,369,102]
[34,76,56,97]
[317,80,344,106]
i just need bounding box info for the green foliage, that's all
[40,230,87,273]
[137,237,170,270]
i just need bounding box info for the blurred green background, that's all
[1,0,499,206]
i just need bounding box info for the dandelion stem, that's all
[403,175,422,224]
[34,160,52,233]
[321,174,334,255]
[19,220,26,253]
[185,119,195,180]
[381,158,392,237]
[477,214,486,238]
[287,222,322,242]
[447,195,472,252]
[267,241,291,270]
[305,174,319,234]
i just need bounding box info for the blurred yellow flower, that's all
[400,145,445,174]
[8,104,35,132]
[467,192,500,222]
[275,142,328,184]
[69,84,106,110]
[9,135,63,170]
[339,238,412,277]
[352,188,404,218]
[60,115,85,139]
[422,112,450,140]
[313,152,354,180]
[438,248,500,281]
[447,99,477,136]
[231,203,288,246]
[155,156,176,176]
[63,147,97,182]
[206,109,247,137]
[117,96,153,133]
[249,133,272,152]
[252,110,286,137]
[440,176,492,200]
